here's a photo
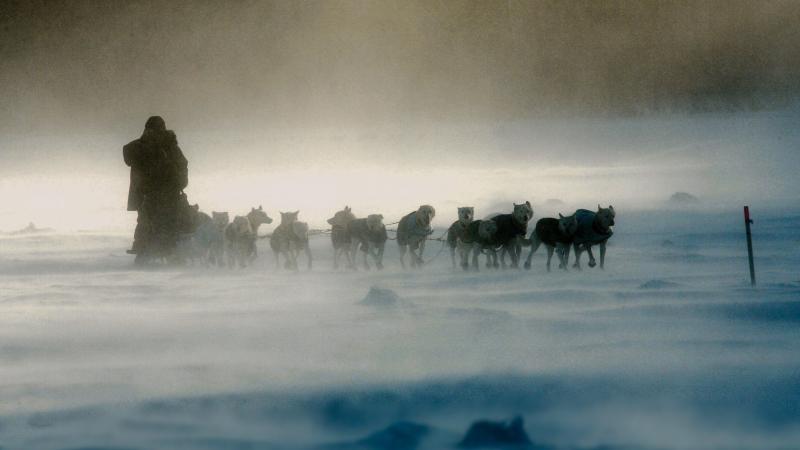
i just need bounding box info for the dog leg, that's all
[349,242,359,270]
[305,244,312,270]
[408,241,422,268]
[510,239,521,268]
[398,244,407,269]
[366,242,376,269]
[599,241,606,269]
[362,247,370,270]
[284,240,298,270]
[572,242,582,270]
[367,242,383,270]
[249,241,258,266]
[289,246,299,271]
[585,245,597,268]
[487,248,498,269]
[349,245,357,270]
[524,235,541,270]
[375,244,385,270]
[228,245,236,269]
[450,246,457,270]
[358,242,368,270]
[545,245,554,272]
[471,245,481,272]
[558,244,570,270]
[458,242,469,270]
[416,240,426,267]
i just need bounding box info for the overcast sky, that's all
[2,0,798,134]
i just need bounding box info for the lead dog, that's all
[224,206,272,268]
[348,214,387,270]
[572,205,615,269]
[447,207,475,269]
[397,204,436,269]
[523,213,578,271]
[491,201,533,268]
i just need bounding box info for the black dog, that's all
[523,214,578,271]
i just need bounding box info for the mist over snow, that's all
[1,210,800,449]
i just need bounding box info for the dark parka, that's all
[123,126,188,211]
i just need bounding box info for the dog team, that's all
[179,202,615,272]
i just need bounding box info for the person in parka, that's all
[123,116,189,264]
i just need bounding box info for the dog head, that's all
[248,205,273,225]
[457,207,475,226]
[478,220,498,241]
[366,214,385,232]
[512,201,533,225]
[416,205,436,227]
[212,211,230,228]
[327,206,356,227]
[596,204,616,232]
[280,211,300,226]
[557,213,579,236]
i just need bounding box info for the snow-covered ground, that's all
[0,208,799,449]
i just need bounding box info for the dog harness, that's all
[396,211,433,246]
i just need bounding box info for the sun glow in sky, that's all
[1,108,799,233]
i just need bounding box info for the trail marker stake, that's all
[744,206,756,286]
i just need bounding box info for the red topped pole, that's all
[744,206,755,286]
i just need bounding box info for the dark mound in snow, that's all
[458,416,532,448]
[669,192,700,204]
[356,421,430,450]
[359,287,410,307]
[639,279,682,289]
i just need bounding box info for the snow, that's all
[0,208,798,449]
